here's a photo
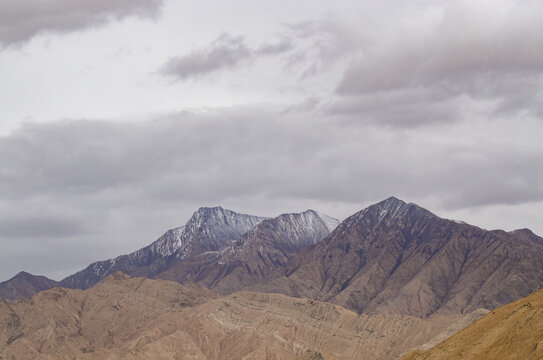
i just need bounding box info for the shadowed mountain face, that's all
[255,197,543,317]
[0,272,59,301]
[0,273,462,360]
[400,286,543,360]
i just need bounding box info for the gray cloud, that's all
[324,88,464,128]
[161,34,252,80]
[338,1,543,94]
[333,0,543,124]
[0,0,163,47]
[256,38,295,56]
[160,16,356,81]
[3,108,543,210]
[282,17,358,72]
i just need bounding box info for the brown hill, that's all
[0,272,467,360]
[0,271,59,301]
[400,287,543,360]
[255,197,543,317]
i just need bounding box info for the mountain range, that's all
[254,197,543,317]
[1,197,543,359]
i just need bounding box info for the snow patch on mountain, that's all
[315,211,340,232]
[61,206,267,288]
[218,209,338,265]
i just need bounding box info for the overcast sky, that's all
[1,0,543,281]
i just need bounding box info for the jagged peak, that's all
[194,205,225,214]
[10,271,47,281]
[189,206,266,225]
[373,197,438,218]
[0,271,58,287]
[191,206,227,220]
[344,197,438,228]
[255,209,339,232]
[376,196,407,209]
[15,271,33,278]
[509,228,543,245]
[370,196,411,220]
[510,228,537,236]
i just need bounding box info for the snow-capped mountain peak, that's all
[60,206,267,289]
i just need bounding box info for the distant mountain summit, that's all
[60,206,268,289]
[0,271,59,300]
[256,197,543,317]
[158,209,340,292]
[59,206,338,293]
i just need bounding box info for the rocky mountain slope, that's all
[60,206,268,290]
[256,197,543,317]
[158,209,339,293]
[0,271,59,301]
[400,286,543,360]
[0,272,464,360]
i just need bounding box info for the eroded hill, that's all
[400,286,543,360]
[0,272,465,360]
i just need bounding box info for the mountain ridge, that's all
[2,197,543,322]
[60,206,269,290]
[155,209,339,293]
[252,197,543,317]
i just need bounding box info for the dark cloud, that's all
[161,33,300,81]
[255,38,295,56]
[2,108,543,210]
[161,34,253,80]
[0,0,163,47]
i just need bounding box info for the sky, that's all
[1,0,543,281]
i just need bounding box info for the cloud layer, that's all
[334,0,543,125]
[0,0,163,46]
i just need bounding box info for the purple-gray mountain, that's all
[255,197,543,317]
[2,197,543,320]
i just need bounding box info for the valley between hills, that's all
[1,197,543,359]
